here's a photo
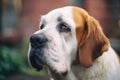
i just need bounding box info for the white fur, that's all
[32,6,78,73]
[29,6,120,80]
[71,46,120,80]
[47,6,120,80]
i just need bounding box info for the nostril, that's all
[30,33,48,47]
[30,35,37,43]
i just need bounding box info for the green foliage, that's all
[0,46,25,80]
[0,41,47,80]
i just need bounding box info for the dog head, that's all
[28,6,109,77]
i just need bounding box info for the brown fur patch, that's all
[72,7,109,67]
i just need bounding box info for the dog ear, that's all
[78,16,109,67]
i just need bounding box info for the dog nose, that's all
[30,33,48,47]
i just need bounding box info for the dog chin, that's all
[48,63,68,74]
[48,66,68,79]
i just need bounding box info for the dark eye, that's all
[58,23,71,32]
[40,24,45,29]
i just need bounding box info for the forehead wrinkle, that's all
[57,15,73,25]
[57,16,68,24]
[57,16,63,22]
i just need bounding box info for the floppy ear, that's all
[78,16,109,67]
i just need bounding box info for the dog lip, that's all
[29,54,43,71]
[29,48,44,71]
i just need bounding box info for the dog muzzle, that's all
[28,33,48,71]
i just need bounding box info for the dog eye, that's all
[40,24,45,29]
[58,23,71,32]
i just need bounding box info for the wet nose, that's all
[30,33,48,47]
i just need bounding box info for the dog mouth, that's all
[29,47,46,71]
[29,54,43,71]
[29,47,55,71]
[29,47,68,79]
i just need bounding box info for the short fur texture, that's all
[28,6,120,80]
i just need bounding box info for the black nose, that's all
[30,33,48,47]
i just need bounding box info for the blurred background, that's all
[0,0,120,80]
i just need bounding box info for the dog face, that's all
[28,6,109,77]
[28,6,78,74]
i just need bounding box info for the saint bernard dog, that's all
[28,6,120,80]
